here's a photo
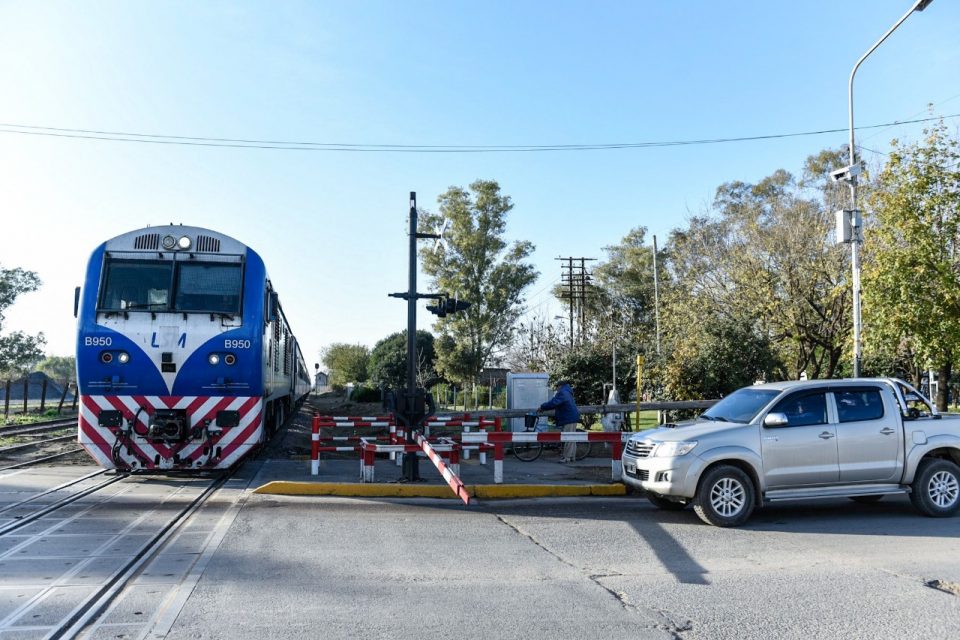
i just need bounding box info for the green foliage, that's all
[321,343,370,387]
[420,180,538,383]
[0,266,45,377]
[368,330,436,390]
[660,150,851,383]
[548,342,636,406]
[663,316,780,400]
[348,384,382,403]
[37,355,76,382]
[863,120,960,409]
[0,331,46,378]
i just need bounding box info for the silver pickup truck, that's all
[622,378,960,527]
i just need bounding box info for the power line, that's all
[0,113,957,153]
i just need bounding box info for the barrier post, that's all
[463,424,471,460]
[449,443,460,476]
[611,438,623,481]
[311,413,320,475]
[361,443,376,482]
[494,443,504,484]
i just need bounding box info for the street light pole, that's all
[845,0,933,378]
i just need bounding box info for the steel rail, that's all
[0,469,106,516]
[0,434,76,454]
[0,473,127,537]
[0,421,76,437]
[48,473,232,640]
[0,418,75,431]
[0,448,87,472]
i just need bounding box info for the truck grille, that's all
[625,440,655,458]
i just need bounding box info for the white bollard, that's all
[494,459,503,484]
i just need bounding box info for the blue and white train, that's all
[75,225,311,471]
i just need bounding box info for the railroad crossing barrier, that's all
[460,431,629,482]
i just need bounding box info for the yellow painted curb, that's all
[254,481,626,499]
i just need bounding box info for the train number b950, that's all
[224,339,251,349]
[84,336,113,347]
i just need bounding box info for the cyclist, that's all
[538,381,581,463]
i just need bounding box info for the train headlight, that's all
[224,353,237,366]
[177,235,192,250]
[117,351,130,364]
[208,354,220,366]
[161,235,176,250]
[100,351,113,364]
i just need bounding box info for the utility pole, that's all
[652,235,661,356]
[556,256,595,345]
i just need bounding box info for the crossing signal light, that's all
[426,295,471,317]
[445,298,471,314]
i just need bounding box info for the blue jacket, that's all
[540,383,581,426]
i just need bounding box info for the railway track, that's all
[0,418,87,471]
[0,417,76,437]
[0,468,237,638]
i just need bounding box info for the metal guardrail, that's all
[434,400,717,419]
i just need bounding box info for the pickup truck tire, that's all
[910,458,960,517]
[647,495,688,511]
[693,465,755,527]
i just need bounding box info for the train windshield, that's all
[99,261,173,310]
[174,263,242,313]
[99,259,242,313]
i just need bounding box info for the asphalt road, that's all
[166,493,960,640]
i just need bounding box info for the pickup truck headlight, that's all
[653,441,698,457]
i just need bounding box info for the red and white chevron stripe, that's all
[78,394,263,470]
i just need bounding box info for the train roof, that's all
[103,225,254,257]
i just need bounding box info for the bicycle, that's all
[511,413,596,462]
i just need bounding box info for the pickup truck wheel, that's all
[693,465,755,527]
[910,459,960,517]
[647,495,687,511]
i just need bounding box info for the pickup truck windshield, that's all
[701,388,780,424]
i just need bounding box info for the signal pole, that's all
[388,192,470,481]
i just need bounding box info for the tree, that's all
[863,120,960,411]
[0,266,46,377]
[419,180,538,382]
[663,316,780,400]
[368,330,436,390]
[37,355,77,382]
[659,152,852,383]
[320,343,370,387]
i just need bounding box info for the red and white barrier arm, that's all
[460,431,630,482]
[417,432,470,505]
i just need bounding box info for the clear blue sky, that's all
[1,1,958,366]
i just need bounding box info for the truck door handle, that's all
[819,432,835,440]
[880,427,896,435]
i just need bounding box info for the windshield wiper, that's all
[702,414,729,422]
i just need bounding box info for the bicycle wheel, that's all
[512,442,543,462]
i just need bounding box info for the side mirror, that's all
[74,286,81,318]
[763,412,789,428]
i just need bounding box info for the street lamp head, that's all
[915,0,934,12]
